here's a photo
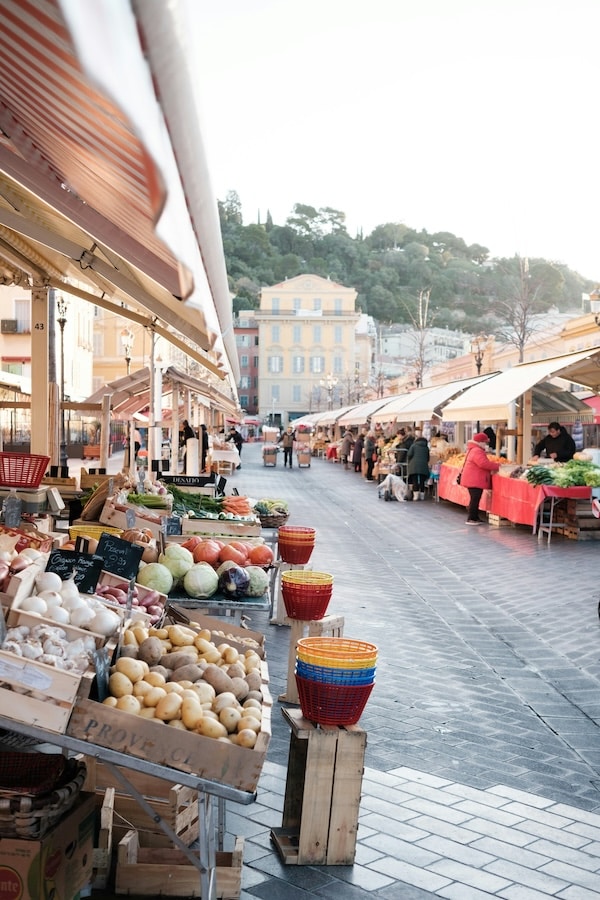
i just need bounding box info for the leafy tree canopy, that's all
[218,196,594,336]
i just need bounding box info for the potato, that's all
[181,697,204,730]
[237,716,261,734]
[138,637,164,667]
[219,706,242,733]
[168,719,187,729]
[144,670,167,687]
[167,625,196,646]
[115,657,145,683]
[119,644,138,658]
[160,652,197,671]
[193,682,216,705]
[109,671,134,698]
[196,717,228,739]
[227,663,246,680]
[194,637,221,664]
[230,677,249,701]
[245,671,262,693]
[155,692,183,721]
[218,644,239,665]
[116,695,142,715]
[148,627,170,640]
[102,696,118,707]
[142,686,168,708]
[164,682,185,694]
[132,680,153,699]
[245,690,263,703]
[131,625,149,646]
[236,728,258,748]
[242,705,262,721]
[169,664,204,684]
[148,666,170,682]
[123,630,139,648]
[138,707,157,719]
[202,664,235,695]
[243,698,262,710]
[213,692,239,713]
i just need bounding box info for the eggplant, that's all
[218,564,250,598]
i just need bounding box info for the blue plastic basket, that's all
[295,659,376,685]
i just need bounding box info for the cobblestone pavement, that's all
[92,443,600,898]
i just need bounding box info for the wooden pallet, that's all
[92,787,115,890]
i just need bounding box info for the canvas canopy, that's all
[370,374,495,425]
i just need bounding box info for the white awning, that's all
[443,350,600,423]
[310,405,360,427]
[370,375,497,425]
[336,397,398,428]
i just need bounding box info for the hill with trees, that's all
[219,191,594,343]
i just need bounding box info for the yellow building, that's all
[252,275,360,426]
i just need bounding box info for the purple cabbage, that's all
[218,564,250,598]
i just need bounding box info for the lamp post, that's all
[471,334,486,375]
[320,374,338,411]
[121,327,134,375]
[56,297,68,470]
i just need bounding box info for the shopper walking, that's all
[339,429,355,470]
[364,430,377,482]
[352,429,365,473]
[226,426,244,469]
[461,432,500,525]
[407,433,430,500]
[278,425,295,468]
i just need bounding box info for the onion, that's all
[90,609,121,637]
[19,595,48,615]
[60,576,80,602]
[10,554,33,573]
[46,605,71,625]
[35,571,63,593]
[70,606,96,629]
[36,590,63,608]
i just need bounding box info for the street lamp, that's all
[320,374,338,410]
[471,334,487,375]
[56,297,68,470]
[121,327,134,375]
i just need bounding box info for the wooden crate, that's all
[100,501,163,539]
[0,561,41,610]
[42,475,78,490]
[271,708,366,866]
[84,759,199,844]
[68,682,271,792]
[165,608,266,659]
[92,787,115,890]
[116,831,244,898]
[181,517,261,537]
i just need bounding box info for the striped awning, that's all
[0,0,239,389]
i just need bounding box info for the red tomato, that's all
[218,544,247,566]
[249,544,274,567]
[193,539,221,565]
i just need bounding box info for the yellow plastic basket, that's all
[296,637,378,670]
[69,525,123,541]
[281,571,333,587]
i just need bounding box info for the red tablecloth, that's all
[438,464,492,512]
[490,477,591,527]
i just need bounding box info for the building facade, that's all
[234,313,259,416]
[252,275,360,426]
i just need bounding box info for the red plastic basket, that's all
[281,570,333,619]
[0,453,51,488]
[295,674,374,725]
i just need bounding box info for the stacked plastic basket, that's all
[295,637,377,726]
[277,525,316,565]
[281,571,333,620]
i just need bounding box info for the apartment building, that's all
[235,313,259,416]
[251,275,360,426]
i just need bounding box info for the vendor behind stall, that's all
[531,422,576,463]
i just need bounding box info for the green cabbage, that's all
[183,562,219,599]
[137,562,174,595]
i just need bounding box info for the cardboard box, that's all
[0,793,95,900]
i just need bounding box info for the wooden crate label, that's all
[0,655,53,690]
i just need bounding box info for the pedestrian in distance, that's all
[406,433,430,500]
[278,425,296,468]
[226,426,244,468]
[461,432,500,525]
[200,423,209,473]
[339,429,355,470]
[364,430,377,482]
[352,429,365,473]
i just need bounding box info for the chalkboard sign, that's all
[161,515,182,535]
[45,550,104,593]
[162,475,215,487]
[96,533,143,581]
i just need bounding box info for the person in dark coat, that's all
[226,426,243,468]
[406,435,430,500]
[532,422,576,463]
[339,429,355,470]
[364,431,377,482]
[461,432,500,525]
[200,423,209,473]
[352,430,365,473]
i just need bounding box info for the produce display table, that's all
[211,448,240,475]
[0,713,256,900]
[438,464,493,514]
[490,476,591,529]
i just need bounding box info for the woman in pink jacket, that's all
[461,432,500,525]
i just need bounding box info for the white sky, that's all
[188,0,600,280]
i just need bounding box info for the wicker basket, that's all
[257,512,289,529]
[0,754,86,839]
